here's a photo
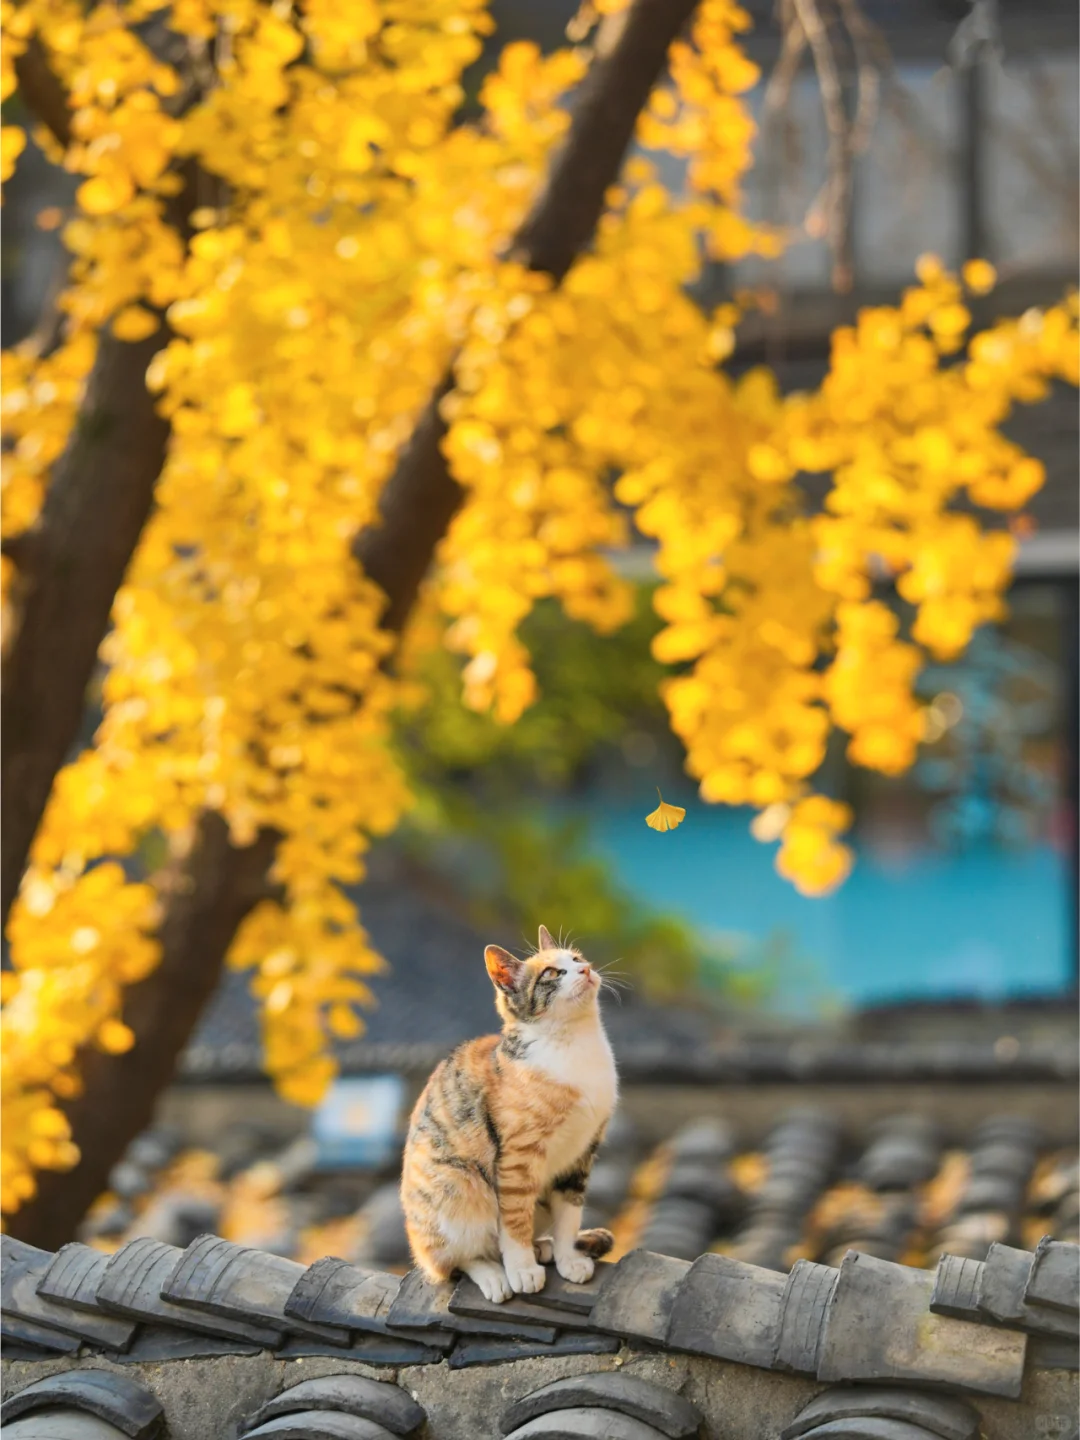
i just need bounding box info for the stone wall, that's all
[3,1347,1078,1440]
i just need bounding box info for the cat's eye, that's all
[540,967,561,981]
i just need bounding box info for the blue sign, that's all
[312,1074,406,1171]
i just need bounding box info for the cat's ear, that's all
[537,924,556,951]
[485,945,525,993]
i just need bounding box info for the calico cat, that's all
[400,925,617,1302]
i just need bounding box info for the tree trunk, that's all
[7,0,699,1245]
[8,814,281,1249]
[2,44,209,930]
[1,328,172,930]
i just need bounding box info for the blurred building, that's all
[609,0,1080,1008]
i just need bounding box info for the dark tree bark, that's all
[8,815,281,1249]
[1,66,206,934]
[1,44,213,931]
[12,38,72,148]
[511,0,700,284]
[1,328,171,929]
[7,0,699,1247]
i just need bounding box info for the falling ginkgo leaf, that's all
[645,789,686,833]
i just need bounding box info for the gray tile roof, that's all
[180,879,499,1080]
[83,1100,1078,1290]
[183,882,784,1085]
[180,927,1080,1087]
[2,1228,1075,1397]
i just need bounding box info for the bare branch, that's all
[836,0,883,158]
[762,0,887,294]
[758,0,809,246]
[763,0,807,122]
[791,0,853,291]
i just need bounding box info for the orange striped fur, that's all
[400,926,617,1302]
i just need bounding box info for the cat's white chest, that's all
[526,1022,618,1181]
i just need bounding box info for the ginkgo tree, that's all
[1,0,1076,1245]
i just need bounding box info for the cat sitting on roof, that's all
[401,925,617,1302]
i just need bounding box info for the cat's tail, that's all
[574,1227,614,1259]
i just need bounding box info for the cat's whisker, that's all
[595,965,631,982]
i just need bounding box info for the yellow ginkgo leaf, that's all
[645,789,686,833]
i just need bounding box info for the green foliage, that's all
[401,587,670,789]
[392,591,772,1005]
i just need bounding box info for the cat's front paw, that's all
[555,1251,595,1285]
[505,1261,547,1294]
[463,1260,513,1304]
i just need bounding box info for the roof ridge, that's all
[3,1231,1076,1397]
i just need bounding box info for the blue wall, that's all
[584,800,1073,1015]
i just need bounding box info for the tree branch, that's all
[357,0,699,619]
[792,0,853,292]
[764,0,885,295]
[13,36,72,149]
[511,0,699,281]
[8,0,699,1246]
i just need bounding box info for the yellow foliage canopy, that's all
[1,0,1076,1214]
